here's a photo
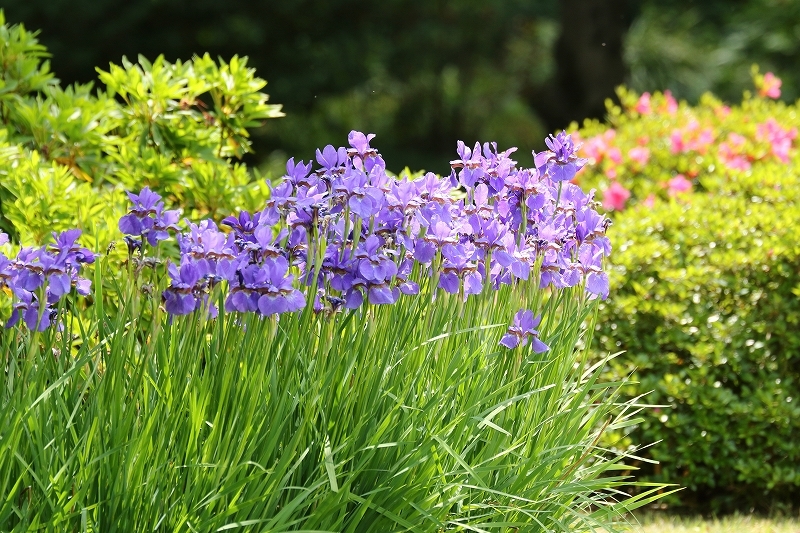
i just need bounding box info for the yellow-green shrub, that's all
[0,11,281,246]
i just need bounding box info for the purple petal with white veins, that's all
[48,273,72,298]
[531,337,549,354]
[499,333,519,349]
[368,285,395,305]
[258,294,288,316]
[586,271,609,300]
[438,272,460,294]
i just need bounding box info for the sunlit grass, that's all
[628,514,800,533]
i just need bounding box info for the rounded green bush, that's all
[594,152,800,512]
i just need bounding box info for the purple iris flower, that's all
[347,131,378,167]
[539,249,568,290]
[450,140,482,170]
[148,205,181,246]
[224,258,305,316]
[38,253,72,299]
[578,244,610,300]
[494,240,532,281]
[368,283,398,305]
[356,235,397,283]
[7,290,53,332]
[315,145,348,171]
[267,181,296,211]
[499,309,548,352]
[533,131,588,183]
[118,187,180,248]
[284,157,314,186]
[118,187,160,235]
[0,253,14,289]
[415,172,453,204]
[50,229,96,265]
[438,243,482,296]
[576,207,612,256]
[163,261,202,315]
[13,248,46,292]
[396,258,420,295]
[387,179,421,214]
[348,185,384,219]
[423,219,457,248]
[221,211,262,238]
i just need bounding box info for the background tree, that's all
[3,0,797,171]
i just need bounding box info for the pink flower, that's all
[607,146,622,164]
[602,182,631,211]
[718,133,751,171]
[670,130,685,154]
[635,92,652,115]
[582,129,616,164]
[628,146,650,166]
[759,72,782,99]
[667,174,692,197]
[643,194,656,208]
[696,128,715,153]
[756,118,797,163]
[715,105,731,119]
[663,90,678,114]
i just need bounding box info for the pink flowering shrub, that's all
[571,70,796,212]
[582,68,800,512]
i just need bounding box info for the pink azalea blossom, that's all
[718,133,751,171]
[635,92,652,115]
[643,194,656,208]
[582,129,616,164]
[715,105,731,119]
[759,72,782,99]
[670,130,685,154]
[670,121,715,154]
[628,146,650,166]
[667,174,692,197]
[602,182,631,211]
[663,90,678,114]
[756,118,797,163]
[607,146,622,164]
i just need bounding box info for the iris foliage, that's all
[0,129,664,530]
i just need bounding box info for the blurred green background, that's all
[3,0,799,171]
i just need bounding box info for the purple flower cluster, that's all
[149,130,610,350]
[0,230,95,331]
[118,187,180,251]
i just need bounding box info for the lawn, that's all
[631,514,800,533]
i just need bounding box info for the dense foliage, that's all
[0,11,282,246]
[0,125,660,533]
[0,14,662,531]
[576,80,800,511]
